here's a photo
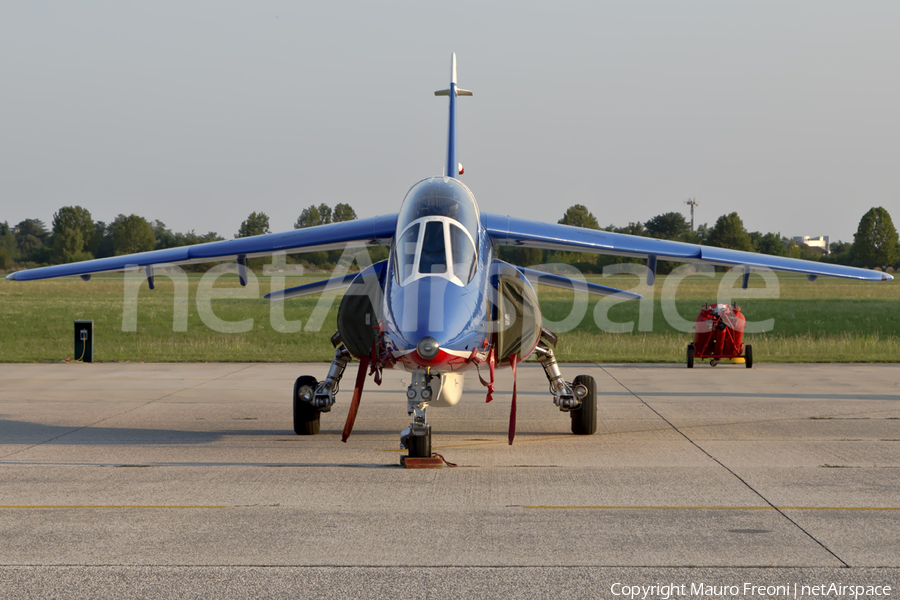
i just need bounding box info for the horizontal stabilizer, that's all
[266,260,388,301]
[434,88,473,97]
[518,266,642,300]
[265,274,358,301]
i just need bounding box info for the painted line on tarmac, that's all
[3,504,896,511]
[0,505,231,509]
[434,435,575,450]
[380,435,578,452]
[524,505,900,511]
[381,409,900,452]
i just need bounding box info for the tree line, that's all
[0,202,364,271]
[498,205,899,273]
[233,203,386,269]
[0,208,224,271]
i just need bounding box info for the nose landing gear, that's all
[401,370,433,458]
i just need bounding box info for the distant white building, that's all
[793,235,830,254]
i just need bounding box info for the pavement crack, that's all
[0,364,258,460]
[598,365,851,569]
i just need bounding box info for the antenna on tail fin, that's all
[434,53,472,178]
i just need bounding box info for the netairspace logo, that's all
[609,582,892,600]
[119,253,784,335]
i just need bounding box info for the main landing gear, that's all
[533,342,597,435]
[293,344,352,435]
[400,370,433,458]
[294,340,599,450]
[293,375,321,435]
[292,346,436,460]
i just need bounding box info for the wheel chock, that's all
[400,453,457,469]
[400,456,444,468]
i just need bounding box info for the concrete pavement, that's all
[0,362,898,598]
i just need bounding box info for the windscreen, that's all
[396,223,419,281]
[394,177,480,287]
[449,222,476,282]
[419,221,447,274]
[394,218,478,286]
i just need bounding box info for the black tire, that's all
[687,344,694,369]
[709,359,718,367]
[570,375,597,435]
[293,376,321,435]
[745,344,753,369]
[407,426,432,458]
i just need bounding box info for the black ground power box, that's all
[74,320,93,363]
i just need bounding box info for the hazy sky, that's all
[2,1,898,243]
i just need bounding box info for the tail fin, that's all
[434,53,472,178]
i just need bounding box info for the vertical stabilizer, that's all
[434,53,472,178]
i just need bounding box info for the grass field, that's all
[1,270,897,363]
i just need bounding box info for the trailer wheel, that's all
[745,345,753,369]
[709,359,718,367]
[687,344,694,369]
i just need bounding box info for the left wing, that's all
[484,213,891,282]
[6,214,398,282]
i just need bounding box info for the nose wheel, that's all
[403,426,432,458]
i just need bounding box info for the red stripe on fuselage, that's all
[397,348,472,372]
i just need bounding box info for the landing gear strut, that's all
[534,342,597,435]
[400,370,433,457]
[292,344,353,435]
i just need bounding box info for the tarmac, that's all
[0,362,898,599]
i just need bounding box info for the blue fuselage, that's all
[381,177,493,371]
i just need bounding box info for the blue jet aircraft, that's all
[8,54,891,458]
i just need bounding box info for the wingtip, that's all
[5,272,16,281]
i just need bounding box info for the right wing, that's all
[484,213,891,282]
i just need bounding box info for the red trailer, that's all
[687,304,752,368]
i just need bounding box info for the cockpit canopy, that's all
[394,177,480,287]
[397,177,479,235]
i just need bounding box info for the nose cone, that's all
[416,337,440,360]
[405,335,457,370]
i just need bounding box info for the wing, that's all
[516,266,642,300]
[6,214,398,282]
[483,213,892,282]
